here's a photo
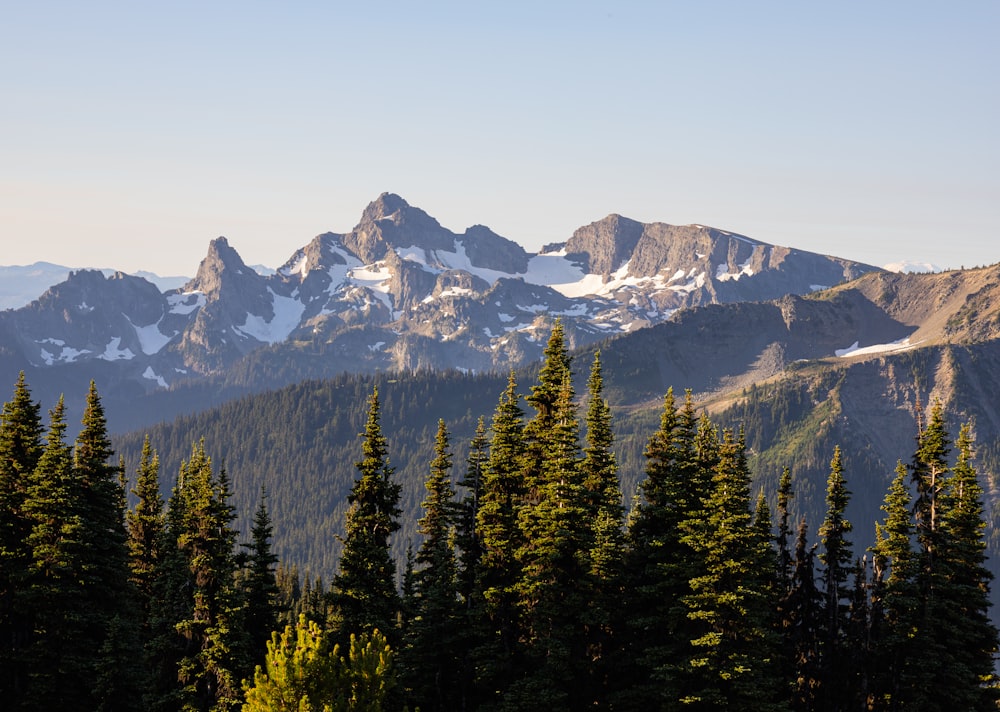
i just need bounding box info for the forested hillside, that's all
[3,322,997,709]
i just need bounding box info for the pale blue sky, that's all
[2,1,997,275]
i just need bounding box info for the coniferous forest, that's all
[1,321,998,710]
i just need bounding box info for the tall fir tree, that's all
[510,369,590,710]
[905,401,955,711]
[870,461,919,710]
[474,371,526,708]
[0,373,43,703]
[678,428,784,711]
[21,396,87,711]
[816,446,854,712]
[332,387,402,643]
[581,351,625,707]
[785,518,822,712]
[402,419,462,712]
[934,424,998,709]
[126,435,167,699]
[619,388,705,710]
[241,486,281,670]
[172,445,248,711]
[74,383,142,711]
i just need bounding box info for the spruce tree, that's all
[241,487,281,669]
[510,370,590,710]
[934,424,998,709]
[454,415,488,709]
[474,371,526,706]
[581,351,625,707]
[816,446,854,711]
[905,402,955,711]
[619,388,704,709]
[870,461,919,710]
[678,428,783,710]
[332,387,402,642]
[0,373,43,703]
[22,397,87,710]
[402,419,461,712]
[785,518,822,712]
[75,383,142,711]
[127,436,165,612]
[172,445,248,711]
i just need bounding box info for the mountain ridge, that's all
[0,192,879,425]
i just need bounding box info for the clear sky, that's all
[2,1,997,276]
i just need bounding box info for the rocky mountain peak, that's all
[345,193,456,263]
[186,236,253,297]
[564,214,646,275]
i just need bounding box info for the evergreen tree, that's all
[581,351,625,707]
[785,518,822,712]
[332,387,402,643]
[242,616,396,712]
[775,467,795,589]
[870,461,919,710]
[128,436,165,610]
[454,415,488,709]
[510,369,590,710]
[21,397,88,710]
[402,419,461,712]
[816,446,854,711]
[619,388,704,709]
[905,402,955,711]
[241,487,281,669]
[75,383,142,712]
[242,615,339,711]
[0,373,43,703]
[934,424,998,709]
[172,445,248,711]
[456,415,488,606]
[474,371,526,707]
[678,428,784,710]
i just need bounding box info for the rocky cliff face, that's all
[0,192,881,411]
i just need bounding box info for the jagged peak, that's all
[361,192,412,222]
[186,235,254,294]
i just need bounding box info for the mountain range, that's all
[0,192,877,427]
[5,191,1000,605]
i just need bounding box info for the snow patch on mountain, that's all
[142,366,168,388]
[168,292,206,315]
[716,258,755,282]
[128,316,176,355]
[101,337,135,361]
[835,338,920,358]
[233,290,307,344]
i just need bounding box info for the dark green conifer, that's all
[127,436,165,635]
[510,370,590,710]
[679,428,784,710]
[619,388,704,709]
[332,387,402,642]
[870,461,919,710]
[581,351,625,707]
[0,373,43,703]
[817,446,854,711]
[786,518,822,712]
[22,397,86,710]
[403,419,461,712]
[474,371,526,706]
[172,445,247,711]
[241,487,281,668]
[935,424,998,709]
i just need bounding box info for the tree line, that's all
[0,320,997,710]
